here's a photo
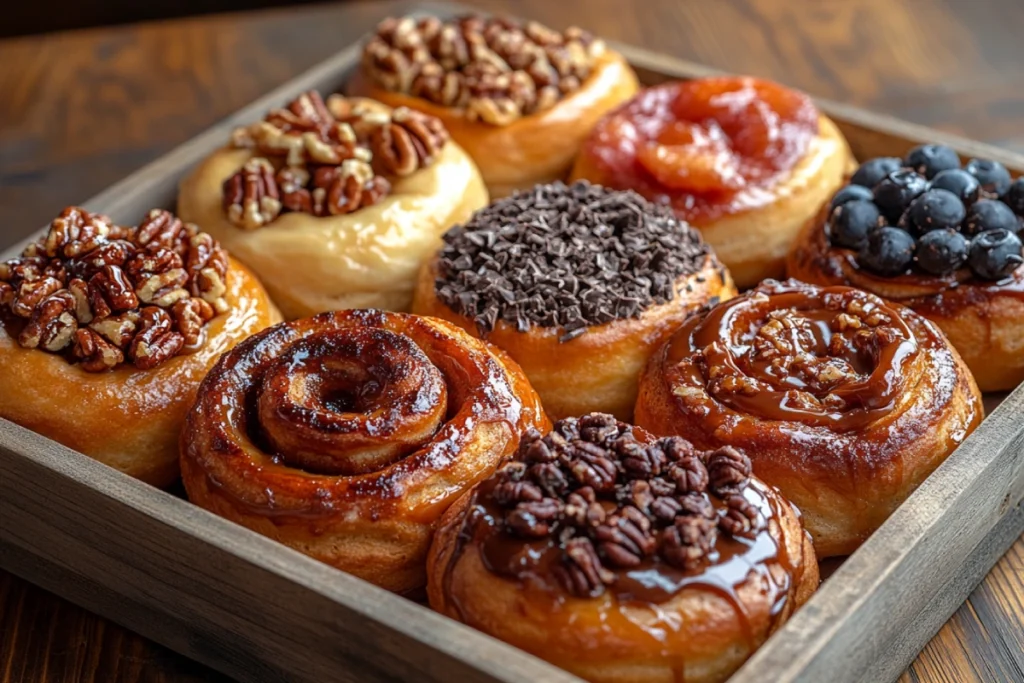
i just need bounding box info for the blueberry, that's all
[963,199,1019,236]
[873,170,928,222]
[828,199,882,249]
[829,184,874,210]
[930,168,981,205]
[903,144,960,179]
[916,229,968,276]
[902,189,966,234]
[858,227,916,276]
[968,229,1023,280]
[850,157,902,188]
[965,158,1012,197]
[1004,178,1024,216]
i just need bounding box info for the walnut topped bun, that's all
[178,89,488,319]
[0,206,279,486]
[348,15,640,197]
[428,413,818,683]
[413,180,736,420]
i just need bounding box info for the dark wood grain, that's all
[0,1,1022,682]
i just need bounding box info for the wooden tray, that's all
[2,5,1023,682]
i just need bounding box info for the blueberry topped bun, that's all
[788,145,1024,391]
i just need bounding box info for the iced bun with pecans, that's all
[348,14,640,197]
[0,207,279,486]
[177,89,488,319]
[427,413,818,683]
[412,180,737,420]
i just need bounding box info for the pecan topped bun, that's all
[413,180,736,420]
[348,15,640,197]
[788,147,1024,391]
[635,280,983,557]
[180,309,548,594]
[177,89,487,319]
[571,77,855,287]
[428,413,818,683]
[0,206,279,486]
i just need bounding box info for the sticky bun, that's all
[177,90,488,319]
[788,148,1024,391]
[428,413,818,683]
[180,309,548,594]
[635,280,983,557]
[571,77,854,288]
[348,15,639,197]
[0,207,279,486]
[411,181,736,421]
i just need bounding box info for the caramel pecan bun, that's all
[412,181,736,422]
[180,309,548,594]
[0,207,279,486]
[571,77,855,288]
[177,90,488,319]
[348,15,639,197]
[635,280,983,557]
[428,413,817,683]
[788,153,1024,392]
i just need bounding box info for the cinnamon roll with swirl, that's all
[428,413,818,683]
[180,309,548,594]
[635,280,983,557]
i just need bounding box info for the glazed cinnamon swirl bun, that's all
[180,309,547,594]
[635,280,983,557]
[428,413,818,683]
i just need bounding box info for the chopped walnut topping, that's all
[481,413,765,598]
[222,90,447,228]
[362,15,605,125]
[0,207,232,372]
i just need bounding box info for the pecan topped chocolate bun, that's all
[178,89,488,319]
[428,413,818,683]
[413,180,736,420]
[0,206,279,486]
[635,280,983,557]
[348,15,640,197]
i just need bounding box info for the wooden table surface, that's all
[0,0,1021,681]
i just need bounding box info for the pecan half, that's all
[11,276,63,318]
[136,209,197,257]
[89,265,139,318]
[555,537,614,597]
[73,328,125,372]
[315,160,391,216]
[369,107,449,177]
[172,298,216,347]
[223,158,283,230]
[706,446,752,496]
[661,515,717,571]
[129,307,184,370]
[18,290,78,352]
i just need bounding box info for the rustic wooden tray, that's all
[1,5,1023,682]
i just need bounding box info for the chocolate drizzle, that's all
[435,181,711,341]
[448,413,795,610]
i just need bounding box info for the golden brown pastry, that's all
[570,77,855,288]
[411,181,736,421]
[635,280,983,557]
[348,15,640,197]
[428,413,818,683]
[180,309,548,594]
[177,90,487,319]
[788,148,1024,392]
[0,207,279,487]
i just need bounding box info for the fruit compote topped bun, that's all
[788,145,1024,391]
[571,76,854,288]
[348,14,640,197]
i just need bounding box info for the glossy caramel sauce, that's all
[581,78,818,223]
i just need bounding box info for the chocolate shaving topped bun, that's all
[413,180,737,420]
[348,15,640,197]
[427,413,818,683]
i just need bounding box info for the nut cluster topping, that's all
[482,413,760,598]
[223,90,449,229]
[0,207,230,372]
[436,181,712,342]
[362,15,605,125]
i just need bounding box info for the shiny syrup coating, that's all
[581,77,819,224]
[182,309,546,526]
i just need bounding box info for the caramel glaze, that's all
[788,205,1024,391]
[635,280,983,558]
[429,476,816,683]
[180,309,548,593]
